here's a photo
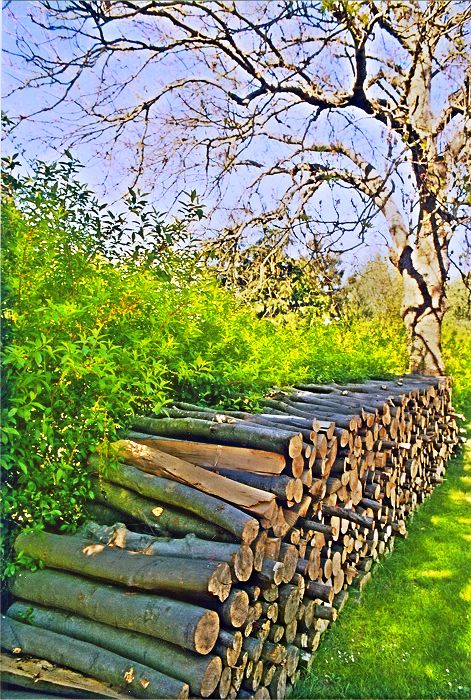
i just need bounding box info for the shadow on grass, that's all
[294,427,471,699]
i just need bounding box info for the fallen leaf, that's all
[139,678,150,689]
[12,647,22,654]
[152,507,163,517]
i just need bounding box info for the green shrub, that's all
[3,156,467,581]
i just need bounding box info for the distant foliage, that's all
[209,231,344,320]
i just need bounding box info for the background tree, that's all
[4,0,471,374]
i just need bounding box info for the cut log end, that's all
[200,655,223,698]
[208,563,233,602]
[194,611,220,655]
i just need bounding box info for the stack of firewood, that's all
[2,375,462,699]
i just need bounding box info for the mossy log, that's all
[14,531,232,602]
[11,569,219,655]
[91,460,259,544]
[2,615,189,699]
[7,603,222,698]
[81,524,254,582]
[130,416,303,458]
[90,477,236,542]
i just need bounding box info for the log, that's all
[92,462,259,544]
[130,417,303,458]
[91,477,235,542]
[11,570,219,655]
[304,581,334,604]
[2,616,189,699]
[214,468,299,502]
[81,525,254,583]
[0,652,128,699]
[321,504,374,529]
[14,531,232,602]
[7,602,222,698]
[128,433,286,474]
[110,441,277,522]
[219,589,250,628]
[214,630,243,667]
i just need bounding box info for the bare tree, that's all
[4,0,471,374]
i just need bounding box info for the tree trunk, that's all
[399,230,447,375]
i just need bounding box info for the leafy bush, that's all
[7,156,470,581]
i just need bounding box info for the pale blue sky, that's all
[2,1,468,278]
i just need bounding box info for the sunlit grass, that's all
[294,413,471,699]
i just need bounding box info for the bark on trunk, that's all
[399,233,446,376]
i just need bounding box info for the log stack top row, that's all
[2,374,463,699]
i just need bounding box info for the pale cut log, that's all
[2,616,189,699]
[11,570,219,655]
[129,433,286,474]
[131,416,303,458]
[217,666,233,699]
[214,630,243,668]
[82,525,254,583]
[90,462,259,544]
[7,602,222,698]
[111,441,277,522]
[219,589,250,628]
[0,652,128,699]
[15,531,232,602]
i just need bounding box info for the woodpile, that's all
[3,375,462,699]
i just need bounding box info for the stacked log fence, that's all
[2,375,463,699]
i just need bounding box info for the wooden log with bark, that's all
[7,602,223,698]
[2,615,190,699]
[11,569,220,655]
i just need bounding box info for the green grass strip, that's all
[294,421,471,699]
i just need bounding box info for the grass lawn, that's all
[294,414,471,699]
